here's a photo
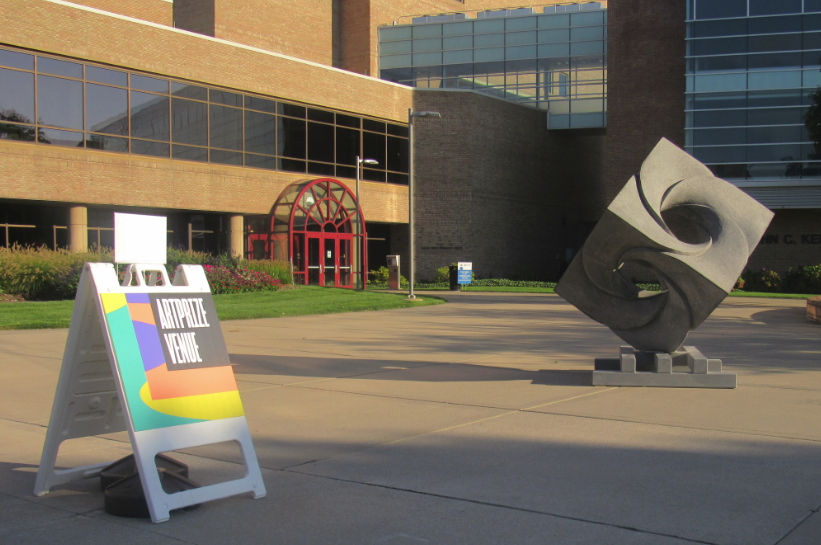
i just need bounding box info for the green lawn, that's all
[0,299,76,330]
[213,286,443,321]
[0,287,444,330]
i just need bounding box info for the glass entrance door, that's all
[338,237,352,287]
[302,234,354,287]
[324,237,336,286]
[308,236,321,286]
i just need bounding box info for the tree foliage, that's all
[804,87,821,158]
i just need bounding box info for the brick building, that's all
[0,0,818,287]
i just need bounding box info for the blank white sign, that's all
[114,213,167,264]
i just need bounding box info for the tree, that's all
[0,109,47,143]
[804,87,821,159]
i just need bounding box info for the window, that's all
[686,4,821,180]
[86,84,127,135]
[378,9,606,128]
[0,46,410,183]
[38,75,83,130]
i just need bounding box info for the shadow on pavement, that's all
[230,354,592,386]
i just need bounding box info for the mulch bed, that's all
[0,294,26,303]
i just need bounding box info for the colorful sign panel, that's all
[101,292,243,432]
[457,262,472,285]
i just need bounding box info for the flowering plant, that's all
[203,265,281,295]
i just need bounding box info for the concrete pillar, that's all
[228,215,244,259]
[69,206,88,253]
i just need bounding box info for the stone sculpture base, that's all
[593,346,736,388]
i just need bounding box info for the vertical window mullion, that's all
[33,56,38,144]
[127,76,131,152]
[168,87,173,157]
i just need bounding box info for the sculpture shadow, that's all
[749,307,812,327]
[230,354,591,387]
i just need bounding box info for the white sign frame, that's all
[34,263,266,522]
[114,213,167,265]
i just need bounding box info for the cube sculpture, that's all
[556,139,773,388]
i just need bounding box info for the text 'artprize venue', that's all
[0,0,818,285]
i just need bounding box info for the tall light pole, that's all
[407,109,441,299]
[355,156,378,290]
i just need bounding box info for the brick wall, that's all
[67,0,172,26]
[605,0,686,206]
[214,0,335,65]
[174,0,335,64]
[340,0,373,74]
[333,0,343,67]
[2,0,412,123]
[411,89,605,281]
[174,0,215,36]
[0,139,407,223]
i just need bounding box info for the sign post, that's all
[34,214,265,522]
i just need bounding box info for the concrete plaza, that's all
[0,292,819,544]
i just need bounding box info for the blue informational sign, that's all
[457,262,472,285]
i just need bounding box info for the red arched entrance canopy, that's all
[250,179,366,288]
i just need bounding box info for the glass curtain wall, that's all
[686,0,821,188]
[379,3,607,129]
[0,47,410,184]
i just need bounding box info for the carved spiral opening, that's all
[617,260,663,295]
[660,205,713,246]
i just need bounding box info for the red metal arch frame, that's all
[267,178,366,288]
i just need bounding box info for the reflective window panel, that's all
[378,6,607,128]
[0,46,410,184]
[686,3,821,182]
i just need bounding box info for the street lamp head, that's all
[361,159,379,165]
[410,111,441,118]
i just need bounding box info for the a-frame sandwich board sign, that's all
[34,262,266,522]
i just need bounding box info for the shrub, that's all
[734,276,745,291]
[433,266,450,283]
[471,278,556,288]
[0,245,113,300]
[433,264,476,284]
[369,266,408,288]
[244,259,293,284]
[783,265,821,294]
[203,265,281,294]
[370,266,389,284]
[166,247,232,270]
[0,245,285,300]
[744,268,782,292]
[635,283,661,292]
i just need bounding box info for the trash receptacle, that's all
[449,265,459,291]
